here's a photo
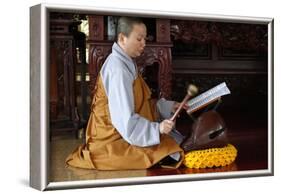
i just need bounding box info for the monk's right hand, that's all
[159,119,175,134]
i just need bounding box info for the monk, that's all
[66,17,185,170]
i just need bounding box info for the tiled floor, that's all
[50,136,147,182]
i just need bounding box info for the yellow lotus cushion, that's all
[183,144,237,169]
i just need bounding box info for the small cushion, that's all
[183,144,237,168]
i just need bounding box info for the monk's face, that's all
[120,23,147,58]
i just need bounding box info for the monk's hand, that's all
[159,119,175,134]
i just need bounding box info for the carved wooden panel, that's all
[88,15,104,41]
[49,36,82,135]
[50,39,76,121]
[88,42,112,96]
[136,44,173,98]
[156,19,170,43]
[170,20,268,52]
[50,45,58,120]
[49,15,84,135]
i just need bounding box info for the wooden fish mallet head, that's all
[187,84,198,97]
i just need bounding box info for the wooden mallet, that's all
[170,84,198,121]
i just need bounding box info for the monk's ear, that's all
[118,33,127,44]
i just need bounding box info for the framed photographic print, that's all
[30,3,274,191]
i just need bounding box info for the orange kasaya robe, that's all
[65,74,184,170]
